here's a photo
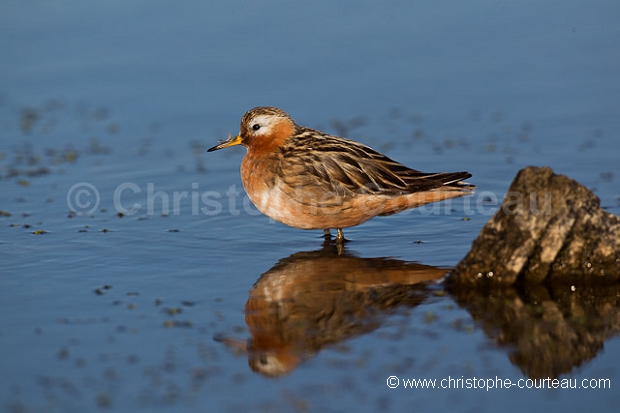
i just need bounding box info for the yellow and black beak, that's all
[207,134,244,152]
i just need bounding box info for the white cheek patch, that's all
[251,115,275,137]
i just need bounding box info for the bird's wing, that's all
[275,129,473,198]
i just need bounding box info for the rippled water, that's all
[1,1,619,412]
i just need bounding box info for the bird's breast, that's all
[240,153,287,217]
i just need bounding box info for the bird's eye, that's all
[252,124,261,131]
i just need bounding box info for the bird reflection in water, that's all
[215,243,447,377]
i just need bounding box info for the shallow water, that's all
[1,1,620,412]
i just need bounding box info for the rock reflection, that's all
[446,281,620,379]
[217,243,447,377]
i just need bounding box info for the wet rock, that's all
[450,166,620,285]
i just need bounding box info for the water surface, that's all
[1,1,619,412]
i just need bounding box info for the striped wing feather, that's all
[276,128,473,198]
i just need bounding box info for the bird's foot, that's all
[323,229,332,240]
[322,228,349,255]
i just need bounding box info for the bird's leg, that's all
[335,229,347,255]
[323,229,332,240]
[335,228,345,243]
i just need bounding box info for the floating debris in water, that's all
[94,285,113,295]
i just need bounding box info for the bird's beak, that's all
[207,134,243,152]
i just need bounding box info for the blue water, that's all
[1,1,620,412]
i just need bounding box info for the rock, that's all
[449,166,620,285]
